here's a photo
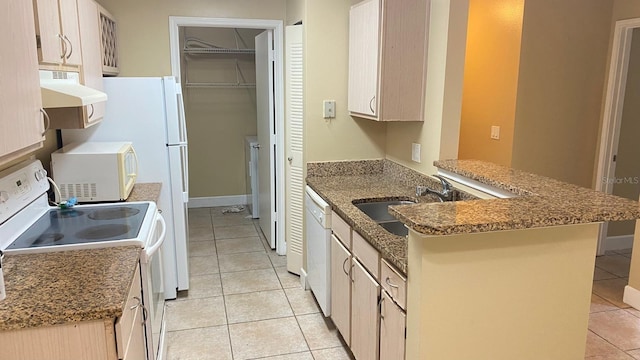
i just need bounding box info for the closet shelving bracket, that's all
[182,31,256,88]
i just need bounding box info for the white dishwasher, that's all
[305,186,332,317]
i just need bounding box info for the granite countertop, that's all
[306,160,446,274]
[127,182,162,203]
[0,246,140,331]
[306,159,640,275]
[390,159,640,236]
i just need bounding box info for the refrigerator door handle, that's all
[182,144,189,202]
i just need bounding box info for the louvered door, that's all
[285,25,304,275]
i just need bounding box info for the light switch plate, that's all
[412,143,421,163]
[323,100,336,118]
[491,125,500,140]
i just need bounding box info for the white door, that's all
[256,30,277,249]
[285,24,304,274]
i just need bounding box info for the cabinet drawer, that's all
[331,211,351,249]
[115,263,142,359]
[352,230,380,280]
[381,259,406,310]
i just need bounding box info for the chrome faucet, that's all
[416,175,455,202]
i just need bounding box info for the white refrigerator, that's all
[62,76,190,300]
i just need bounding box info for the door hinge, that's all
[613,154,617,162]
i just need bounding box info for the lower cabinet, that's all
[329,213,406,360]
[0,263,145,360]
[380,290,406,360]
[351,258,380,360]
[330,235,351,346]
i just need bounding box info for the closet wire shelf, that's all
[183,35,256,88]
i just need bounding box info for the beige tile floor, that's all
[587,248,640,360]
[165,206,353,360]
[169,207,640,359]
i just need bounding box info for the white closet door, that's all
[285,25,304,275]
[256,30,277,249]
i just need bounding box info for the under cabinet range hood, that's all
[39,70,107,108]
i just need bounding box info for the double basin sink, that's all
[353,200,416,237]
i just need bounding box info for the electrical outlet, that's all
[490,126,500,140]
[412,143,421,163]
[323,100,336,118]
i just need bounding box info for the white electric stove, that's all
[0,159,167,360]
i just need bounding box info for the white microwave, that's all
[51,142,138,202]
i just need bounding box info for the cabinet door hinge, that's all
[36,35,41,49]
[613,154,617,162]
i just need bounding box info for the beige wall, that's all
[511,0,613,188]
[286,0,304,25]
[608,28,640,236]
[97,0,286,76]
[385,0,469,175]
[457,0,524,166]
[303,0,387,162]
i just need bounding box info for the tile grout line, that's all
[210,210,238,360]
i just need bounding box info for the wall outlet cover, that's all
[323,100,336,119]
[491,125,500,140]
[412,143,421,163]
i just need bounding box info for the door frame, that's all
[168,16,286,256]
[594,17,640,255]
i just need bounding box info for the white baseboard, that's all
[299,268,309,290]
[188,195,248,208]
[604,235,634,252]
[624,285,640,311]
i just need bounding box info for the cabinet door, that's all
[379,290,406,360]
[34,0,64,64]
[348,0,380,117]
[351,258,380,360]
[58,0,82,65]
[331,234,351,346]
[76,0,105,124]
[0,0,44,164]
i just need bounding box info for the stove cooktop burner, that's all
[76,224,131,240]
[6,203,150,250]
[30,233,64,246]
[88,207,140,221]
[51,210,85,218]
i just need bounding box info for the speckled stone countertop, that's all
[306,160,450,274]
[306,159,640,275]
[0,246,140,331]
[127,182,162,203]
[390,159,640,236]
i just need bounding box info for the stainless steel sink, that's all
[379,221,408,237]
[353,200,415,222]
[353,200,415,236]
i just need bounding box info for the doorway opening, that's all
[169,17,286,256]
[595,18,640,256]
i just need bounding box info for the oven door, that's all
[141,212,166,360]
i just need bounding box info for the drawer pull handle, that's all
[342,257,350,276]
[350,264,355,283]
[385,277,399,289]
[378,295,385,319]
[131,296,149,325]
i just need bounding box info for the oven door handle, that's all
[143,213,166,262]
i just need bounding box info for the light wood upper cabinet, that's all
[97,4,119,75]
[34,0,83,67]
[379,290,406,360]
[330,235,352,346]
[0,0,45,166]
[348,0,430,122]
[46,0,106,129]
[351,258,380,360]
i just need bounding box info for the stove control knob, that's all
[0,191,8,204]
[34,169,47,182]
